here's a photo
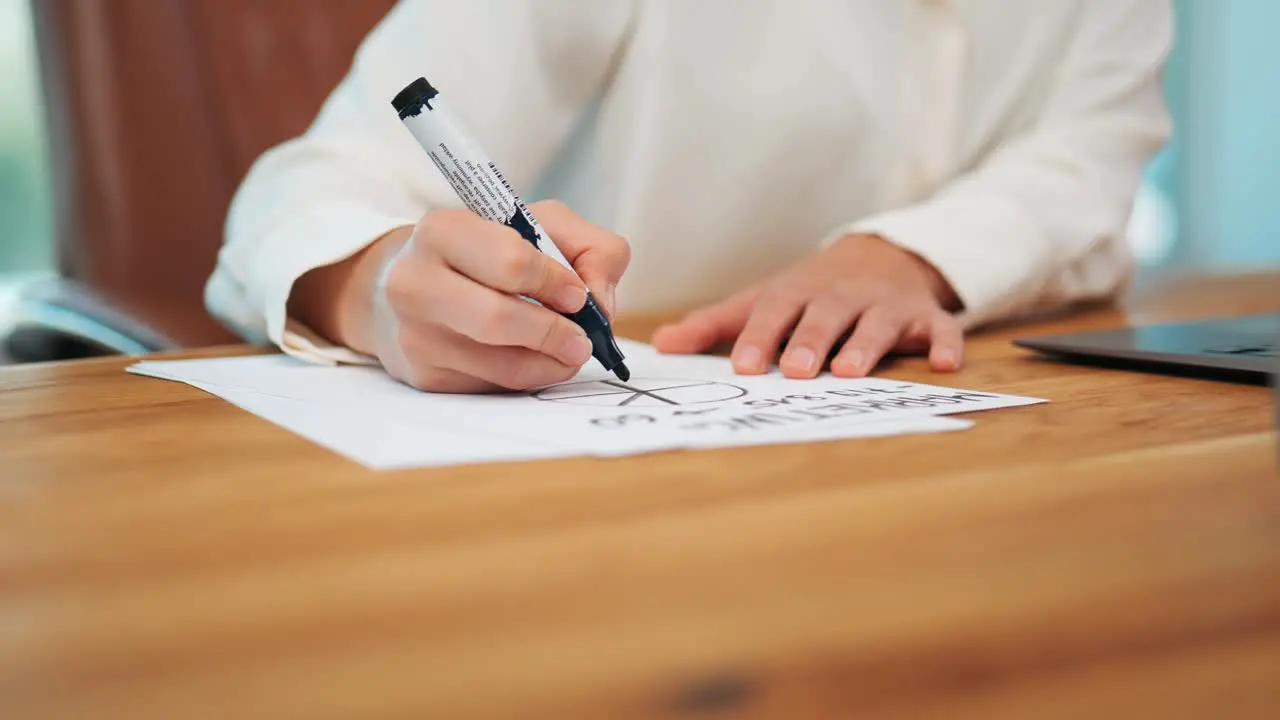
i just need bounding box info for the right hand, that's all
[291,200,630,392]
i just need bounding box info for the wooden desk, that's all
[3,270,1278,719]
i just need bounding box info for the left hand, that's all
[651,234,964,378]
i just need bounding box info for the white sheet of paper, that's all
[190,380,972,469]
[186,382,577,469]
[128,340,1042,467]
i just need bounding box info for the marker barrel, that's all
[391,77,628,380]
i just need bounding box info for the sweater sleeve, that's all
[205,0,635,363]
[830,0,1173,328]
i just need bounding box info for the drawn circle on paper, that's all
[532,377,748,408]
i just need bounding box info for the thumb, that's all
[531,200,631,317]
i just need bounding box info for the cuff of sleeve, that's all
[823,193,1052,328]
[279,320,380,366]
[247,202,416,366]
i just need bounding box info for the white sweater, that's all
[206,0,1172,364]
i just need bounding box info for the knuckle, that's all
[496,244,535,286]
[830,279,863,303]
[802,320,842,342]
[413,213,441,243]
[856,276,894,298]
[863,303,903,326]
[797,308,843,339]
[758,284,806,310]
[606,234,633,267]
[812,287,854,315]
[850,314,898,346]
[531,254,558,293]
[534,316,562,355]
[504,357,557,391]
[474,299,519,343]
[417,209,466,246]
[863,325,900,348]
[862,322,900,345]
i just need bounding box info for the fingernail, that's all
[558,284,587,312]
[785,346,817,374]
[560,331,593,365]
[733,346,764,372]
[605,283,617,318]
[937,350,957,369]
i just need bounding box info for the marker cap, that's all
[391,77,439,118]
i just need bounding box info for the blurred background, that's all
[0,0,50,276]
[0,0,1276,361]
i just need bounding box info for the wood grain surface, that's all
[2,270,1278,719]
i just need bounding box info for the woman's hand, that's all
[652,234,963,378]
[290,200,630,392]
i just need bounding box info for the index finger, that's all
[428,210,588,314]
[531,200,631,315]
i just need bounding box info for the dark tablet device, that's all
[1013,312,1280,384]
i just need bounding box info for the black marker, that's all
[391,77,629,381]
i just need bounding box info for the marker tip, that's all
[613,362,631,382]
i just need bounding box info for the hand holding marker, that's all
[392,77,630,382]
